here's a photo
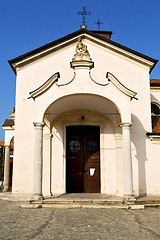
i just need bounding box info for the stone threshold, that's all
[1,192,160,209]
[22,193,160,209]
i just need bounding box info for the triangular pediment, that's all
[9,29,158,74]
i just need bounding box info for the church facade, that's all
[2,29,160,200]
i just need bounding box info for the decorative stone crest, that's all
[10,105,15,120]
[70,39,94,69]
[72,39,92,61]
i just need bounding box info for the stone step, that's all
[22,201,128,209]
[136,200,160,204]
[20,198,160,209]
[43,199,123,205]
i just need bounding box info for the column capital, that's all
[33,122,45,129]
[4,145,10,148]
[120,122,132,128]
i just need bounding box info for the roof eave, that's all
[8,28,158,74]
[149,59,158,73]
[8,29,88,74]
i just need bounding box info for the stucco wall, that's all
[12,36,160,197]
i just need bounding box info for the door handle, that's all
[78,172,82,175]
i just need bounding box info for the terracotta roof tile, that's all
[0,141,4,146]
[152,116,160,133]
[150,79,160,86]
[2,119,14,127]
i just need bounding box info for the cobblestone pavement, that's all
[0,200,160,240]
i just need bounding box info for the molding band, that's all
[56,72,76,87]
[120,122,132,128]
[89,71,110,86]
[29,72,60,99]
[107,72,137,99]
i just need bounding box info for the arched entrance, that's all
[43,94,122,195]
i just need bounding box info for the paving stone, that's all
[0,199,160,240]
[21,203,42,209]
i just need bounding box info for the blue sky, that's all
[1,0,160,140]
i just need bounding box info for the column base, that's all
[3,187,9,192]
[31,194,44,201]
[123,194,136,202]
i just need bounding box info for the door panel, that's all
[84,130,100,193]
[66,126,100,193]
[66,129,83,193]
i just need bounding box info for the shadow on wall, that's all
[150,93,159,103]
[131,114,147,197]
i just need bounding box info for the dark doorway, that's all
[66,126,100,193]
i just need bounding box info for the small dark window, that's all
[151,103,160,115]
[87,141,98,152]
[69,141,80,153]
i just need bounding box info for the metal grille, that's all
[152,116,160,133]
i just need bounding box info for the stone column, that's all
[120,122,134,199]
[33,122,45,200]
[3,145,10,192]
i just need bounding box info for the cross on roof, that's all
[78,6,91,29]
[95,18,103,31]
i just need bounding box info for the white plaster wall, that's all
[42,127,51,196]
[131,103,160,196]
[102,121,117,194]
[12,72,35,195]
[14,39,141,122]
[115,133,123,196]
[131,113,148,196]
[12,36,159,196]
[4,129,14,146]
[85,39,151,130]
[146,140,160,195]
[150,89,160,103]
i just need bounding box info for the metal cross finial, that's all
[95,18,103,31]
[78,6,91,29]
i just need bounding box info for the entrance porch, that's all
[33,94,134,200]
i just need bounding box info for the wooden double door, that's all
[66,126,100,193]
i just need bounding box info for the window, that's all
[69,141,80,153]
[151,102,160,133]
[151,103,160,115]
